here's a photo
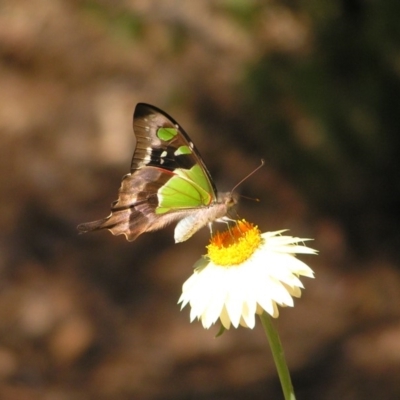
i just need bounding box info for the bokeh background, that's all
[1,0,400,399]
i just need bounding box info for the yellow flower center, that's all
[207,220,262,266]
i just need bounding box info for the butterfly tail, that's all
[77,209,147,242]
[77,218,109,234]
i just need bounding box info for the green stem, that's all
[259,312,296,400]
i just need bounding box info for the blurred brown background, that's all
[1,0,400,399]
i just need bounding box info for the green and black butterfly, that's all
[77,103,237,243]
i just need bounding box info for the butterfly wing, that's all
[78,103,219,241]
[132,103,217,178]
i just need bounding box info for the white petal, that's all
[285,285,302,298]
[225,293,244,328]
[271,302,280,318]
[256,291,276,317]
[219,306,232,330]
[241,301,256,328]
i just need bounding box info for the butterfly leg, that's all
[208,217,234,237]
[213,217,236,238]
[208,222,213,236]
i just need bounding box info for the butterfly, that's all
[77,103,237,243]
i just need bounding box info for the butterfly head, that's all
[218,191,238,209]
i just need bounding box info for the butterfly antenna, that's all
[239,194,260,202]
[230,159,265,195]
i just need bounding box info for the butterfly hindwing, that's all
[79,167,182,241]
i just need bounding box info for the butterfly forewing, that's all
[132,104,216,192]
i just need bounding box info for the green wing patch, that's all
[174,145,192,156]
[156,165,213,214]
[157,127,178,141]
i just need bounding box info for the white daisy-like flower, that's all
[178,220,316,330]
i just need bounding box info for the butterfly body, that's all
[78,103,237,242]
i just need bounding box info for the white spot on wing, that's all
[143,155,152,162]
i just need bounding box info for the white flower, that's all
[178,220,316,330]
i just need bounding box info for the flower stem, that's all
[259,312,296,400]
